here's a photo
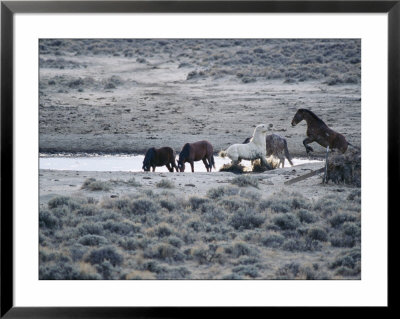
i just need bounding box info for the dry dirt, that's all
[39,39,361,157]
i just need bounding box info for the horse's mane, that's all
[179,143,190,162]
[300,109,326,125]
[143,147,156,166]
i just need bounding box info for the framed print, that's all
[1,0,395,317]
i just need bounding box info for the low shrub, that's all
[230,175,259,188]
[155,223,174,237]
[77,222,104,236]
[168,236,184,248]
[261,233,285,248]
[273,213,300,230]
[231,242,254,258]
[47,196,71,209]
[200,203,226,223]
[329,213,357,228]
[95,260,118,279]
[329,249,361,277]
[158,198,177,212]
[297,209,317,224]
[103,221,139,235]
[144,243,185,263]
[81,178,111,191]
[39,262,101,280]
[347,189,361,202]
[307,227,328,242]
[229,210,265,230]
[282,239,307,252]
[232,265,259,278]
[313,195,342,215]
[39,211,61,229]
[69,244,89,262]
[330,222,360,248]
[259,193,310,213]
[206,186,239,199]
[189,196,210,210]
[219,196,255,212]
[275,262,328,280]
[127,198,159,215]
[191,244,224,265]
[156,179,175,189]
[76,204,98,216]
[86,246,124,266]
[78,234,108,246]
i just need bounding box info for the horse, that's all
[220,124,272,169]
[291,108,350,154]
[177,140,215,172]
[244,134,293,168]
[142,147,178,172]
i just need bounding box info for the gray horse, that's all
[243,133,293,168]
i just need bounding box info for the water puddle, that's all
[39,155,322,172]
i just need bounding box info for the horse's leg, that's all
[166,163,173,172]
[190,161,194,172]
[152,166,155,172]
[207,155,214,171]
[303,138,314,154]
[202,158,209,172]
[323,146,330,183]
[207,155,213,171]
[171,160,178,172]
[279,154,285,168]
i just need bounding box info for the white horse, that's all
[220,124,271,169]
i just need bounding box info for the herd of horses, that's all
[142,108,353,173]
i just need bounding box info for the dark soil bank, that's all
[39,39,361,157]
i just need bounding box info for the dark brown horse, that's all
[177,140,215,172]
[291,108,349,154]
[142,147,178,172]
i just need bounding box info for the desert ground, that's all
[39,39,361,280]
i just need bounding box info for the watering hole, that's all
[39,155,323,172]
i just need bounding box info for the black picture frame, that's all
[1,1,395,317]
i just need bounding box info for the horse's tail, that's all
[283,140,294,166]
[219,150,227,158]
[211,154,216,169]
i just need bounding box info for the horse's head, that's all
[177,159,185,172]
[254,124,269,135]
[291,109,304,127]
[142,148,155,171]
[177,144,190,172]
